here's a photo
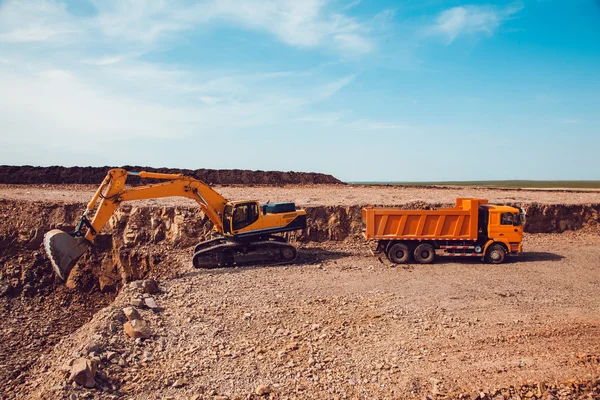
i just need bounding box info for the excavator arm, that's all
[44,168,229,280]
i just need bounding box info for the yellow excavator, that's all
[44,168,307,281]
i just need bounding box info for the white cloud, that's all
[81,54,134,66]
[195,0,374,54]
[559,118,582,124]
[316,74,357,99]
[0,0,376,54]
[429,3,522,44]
[0,55,363,150]
[0,0,410,165]
[0,0,80,43]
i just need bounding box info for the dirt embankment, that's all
[0,166,343,185]
[1,199,599,297]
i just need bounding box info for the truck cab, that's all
[481,205,525,255]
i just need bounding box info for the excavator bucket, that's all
[43,229,89,280]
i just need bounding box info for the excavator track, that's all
[192,236,297,269]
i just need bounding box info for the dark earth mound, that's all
[0,165,343,185]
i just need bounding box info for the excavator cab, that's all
[222,200,306,238]
[222,201,261,234]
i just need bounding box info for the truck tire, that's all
[387,243,411,264]
[414,244,435,264]
[485,244,506,264]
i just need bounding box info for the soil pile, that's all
[0,166,343,185]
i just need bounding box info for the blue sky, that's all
[0,0,598,182]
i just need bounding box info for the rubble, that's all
[123,319,152,339]
[144,297,158,310]
[142,278,159,294]
[255,384,272,396]
[131,298,144,308]
[69,358,97,388]
[123,307,141,321]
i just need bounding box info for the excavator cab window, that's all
[232,202,259,231]
[223,205,233,234]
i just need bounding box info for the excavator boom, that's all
[44,168,306,281]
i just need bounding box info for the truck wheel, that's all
[387,243,411,264]
[414,244,435,264]
[485,244,506,264]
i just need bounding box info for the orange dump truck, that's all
[362,198,524,264]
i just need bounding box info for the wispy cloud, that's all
[559,118,582,124]
[429,3,523,45]
[0,0,376,55]
[0,0,412,167]
[316,74,357,99]
[0,0,80,43]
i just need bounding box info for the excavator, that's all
[43,168,307,281]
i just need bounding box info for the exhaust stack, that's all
[43,229,89,280]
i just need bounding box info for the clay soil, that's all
[0,185,599,399]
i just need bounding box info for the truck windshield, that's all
[514,213,523,226]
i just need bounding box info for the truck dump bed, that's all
[362,198,488,241]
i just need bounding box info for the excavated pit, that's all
[1,199,599,296]
[1,198,599,397]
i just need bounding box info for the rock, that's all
[142,278,159,294]
[172,378,186,388]
[84,335,104,354]
[255,384,272,396]
[0,282,10,297]
[69,358,97,388]
[124,319,152,339]
[129,281,143,290]
[131,298,144,307]
[123,306,142,321]
[144,297,158,309]
[285,341,299,351]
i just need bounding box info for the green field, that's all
[350,180,600,189]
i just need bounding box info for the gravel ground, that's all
[2,184,599,399]
[21,233,600,399]
[1,184,599,206]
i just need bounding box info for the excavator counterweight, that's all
[43,168,307,281]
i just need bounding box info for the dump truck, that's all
[362,198,524,264]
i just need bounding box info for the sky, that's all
[0,0,598,182]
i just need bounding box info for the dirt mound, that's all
[0,165,343,185]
